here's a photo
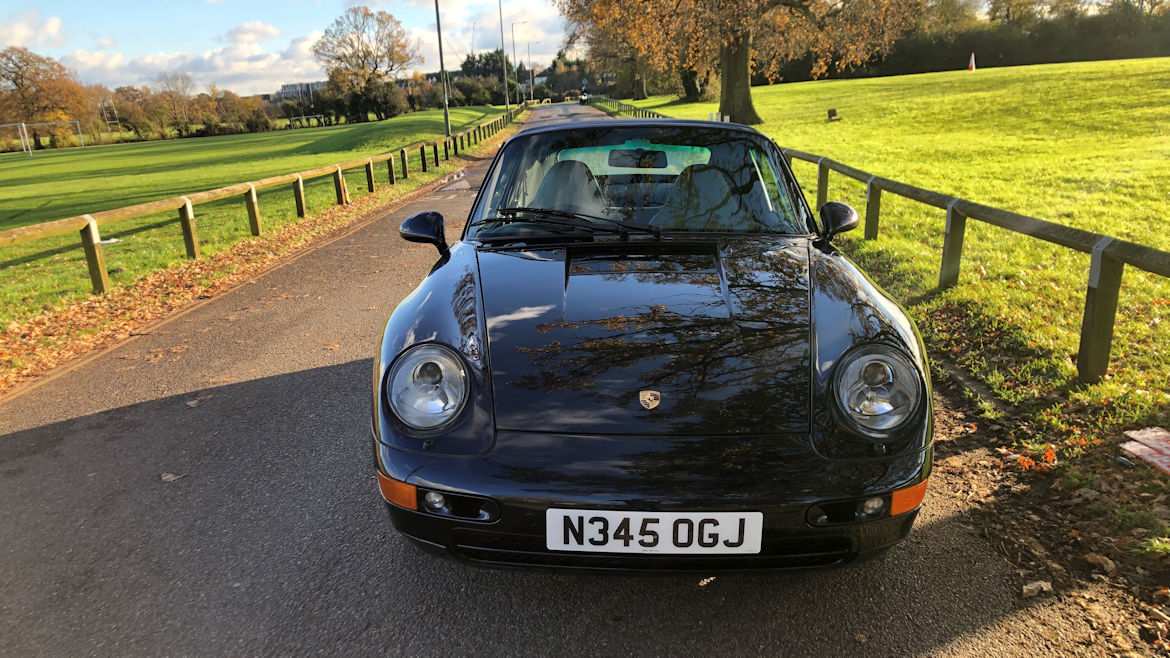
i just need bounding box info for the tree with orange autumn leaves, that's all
[557,0,921,124]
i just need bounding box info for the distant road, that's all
[0,104,1117,656]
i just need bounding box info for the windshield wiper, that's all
[497,206,661,238]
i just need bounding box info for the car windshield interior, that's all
[469,125,812,238]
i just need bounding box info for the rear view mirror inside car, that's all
[608,148,668,168]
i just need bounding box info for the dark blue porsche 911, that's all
[371,119,932,571]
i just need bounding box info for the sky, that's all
[0,0,569,95]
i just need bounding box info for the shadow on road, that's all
[0,359,1073,655]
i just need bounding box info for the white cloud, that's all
[40,1,568,97]
[414,0,566,74]
[61,30,326,96]
[0,11,67,48]
[225,21,281,45]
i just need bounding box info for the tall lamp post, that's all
[527,41,539,102]
[497,0,508,113]
[434,0,450,136]
[511,20,526,105]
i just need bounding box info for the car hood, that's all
[477,239,811,435]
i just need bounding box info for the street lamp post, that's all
[511,21,526,106]
[434,0,450,137]
[498,0,508,113]
[527,41,539,102]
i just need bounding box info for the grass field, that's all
[631,58,1170,454]
[0,106,503,230]
[0,106,504,325]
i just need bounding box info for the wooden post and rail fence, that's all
[584,96,1170,383]
[0,102,526,306]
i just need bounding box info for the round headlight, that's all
[832,345,923,436]
[386,344,468,430]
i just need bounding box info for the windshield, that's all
[468,125,813,239]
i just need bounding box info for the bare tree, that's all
[153,70,195,136]
[312,6,421,98]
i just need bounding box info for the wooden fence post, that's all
[179,197,199,259]
[400,149,409,179]
[816,157,829,210]
[443,139,450,161]
[938,199,967,289]
[293,174,306,217]
[365,159,376,193]
[79,215,111,294]
[420,145,428,173]
[864,176,881,240]
[387,159,396,185]
[245,183,261,236]
[1077,237,1124,383]
[432,143,439,167]
[333,165,349,205]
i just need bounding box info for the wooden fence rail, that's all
[0,102,526,297]
[587,97,669,119]
[781,148,1170,384]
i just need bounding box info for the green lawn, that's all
[632,58,1170,451]
[0,106,503,230]
[0,106,504,326]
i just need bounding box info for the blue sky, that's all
[0,1,568,95]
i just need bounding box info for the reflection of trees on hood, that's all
[493,430,924,499]
[451,267,483,365]
[508,246,812,433]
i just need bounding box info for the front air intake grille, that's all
[451,530,853,571]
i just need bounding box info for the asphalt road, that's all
[0,105,1114,656]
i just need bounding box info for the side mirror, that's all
[819,201,859,238]
[399,211,448,256]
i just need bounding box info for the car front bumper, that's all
[374,430,930,572]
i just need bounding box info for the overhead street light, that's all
[434,0,451,137]
[498,0,508,113]
[527,41,539,102]
[511,20,526,106]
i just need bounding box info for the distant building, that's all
[276,81,327,102]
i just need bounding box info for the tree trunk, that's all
[679,68,701,102]
[719,32,763,125]
[633,57,648,100]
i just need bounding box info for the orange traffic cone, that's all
[968,52,976,71]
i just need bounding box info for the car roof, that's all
[515,117,769,140]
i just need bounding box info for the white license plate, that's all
[546,509,763,554]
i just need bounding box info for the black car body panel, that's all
[478,239,811,435]
[372,119,933,571]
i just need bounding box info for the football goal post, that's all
[0,123,32,156]
[22,120,86,149]
[289,114,325,128]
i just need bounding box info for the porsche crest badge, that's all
[639,390,661,410]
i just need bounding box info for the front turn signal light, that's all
[377,471,418,510]
[890,479,928,516]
